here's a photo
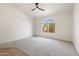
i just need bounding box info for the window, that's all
[41,17,55,33]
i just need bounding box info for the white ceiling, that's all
[11,3,73,17]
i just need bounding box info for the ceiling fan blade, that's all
[38,8,45,11]
[31,8,36,11]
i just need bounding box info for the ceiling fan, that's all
[32,3,45,11]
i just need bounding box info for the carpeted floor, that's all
[0,37,78,56]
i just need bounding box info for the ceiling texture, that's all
[11,3,73,18]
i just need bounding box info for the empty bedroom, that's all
[0,3,79,56]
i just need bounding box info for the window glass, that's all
[41,17,55,33]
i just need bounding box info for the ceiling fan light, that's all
[36,8,38,10]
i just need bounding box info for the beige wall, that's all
[34,12,72,41]
[0,4,33,44]
[73,4,79,53]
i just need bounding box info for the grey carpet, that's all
[0,37,78,56]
